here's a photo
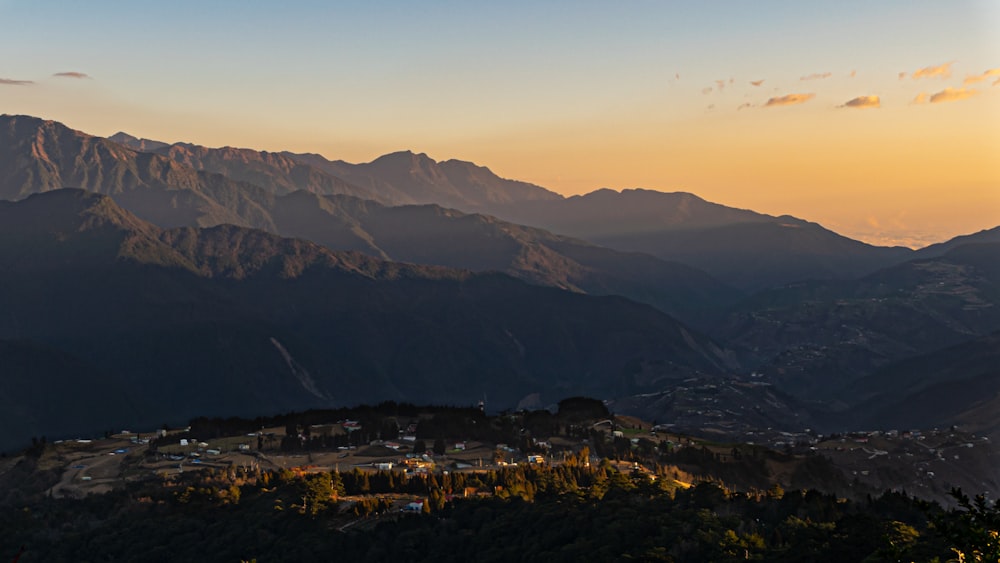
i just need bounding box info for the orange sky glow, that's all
[1,1,997,248]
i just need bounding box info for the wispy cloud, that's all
[749,80,764,87]
[840,95,880,109]
[850,70,857,78]
[800,72,832,81]
[929,87,978,103]
[912,87,979,104]
[0,77,33,86]
[764,93,815,107]
[737,102,754,110]
[963,68,1000,85]
[898,72,907,80]
[53,71,91,79]
[715,79,726,91]
[912,62,952,79]
[701,87,712,95]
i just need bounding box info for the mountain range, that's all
[103,120,917,292]
[1,113,998,450]
[0,189,735,451]
[713,241,1000,404]
[6,115,739,324]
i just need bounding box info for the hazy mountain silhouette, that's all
[0,189,736,451]
[486,189,915,290]
[913,226,1000,258]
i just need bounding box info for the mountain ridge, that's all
[0,189,737,451]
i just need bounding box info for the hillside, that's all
[847,331,1000,440]
[0,189,735,451]
[714,243,1000,402]
[267,191,741,324]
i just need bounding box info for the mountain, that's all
[0,189,736,451]
[109,132,377,201]
[846,332,1000,440]
[485,189,915,291]
[284,149,563,209]
[714,242,1000,403]
[0,114,279,230]
[110,130,562,209]
[103,119,924,291]
[1,115,740,324]
[914,225,1000,258]
[266,191,742,324]
[98,123,917,294]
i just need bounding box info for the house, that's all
[527,455,545,464]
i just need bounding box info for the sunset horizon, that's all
[2,0,997,247]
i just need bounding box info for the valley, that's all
[0,111,997,561]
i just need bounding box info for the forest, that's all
[2,434,998,562]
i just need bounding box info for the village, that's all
[33,400,999,510]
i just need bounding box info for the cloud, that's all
[963,68,1000,85]
[750,80,764,87]
[715,79,726,91]
[898,72,907,80]
[53,71,90,79]
[764,93,815,107]
[840,95,880,109]
[800,72,832,81]
[929,87,978,103]
[912,62,952,79]
[0,77,33,86]
[850,70,857,78]
[912,87,978,104]
[701,87,712,95]
[737,102,754,110]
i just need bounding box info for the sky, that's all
[1,1,998,247]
